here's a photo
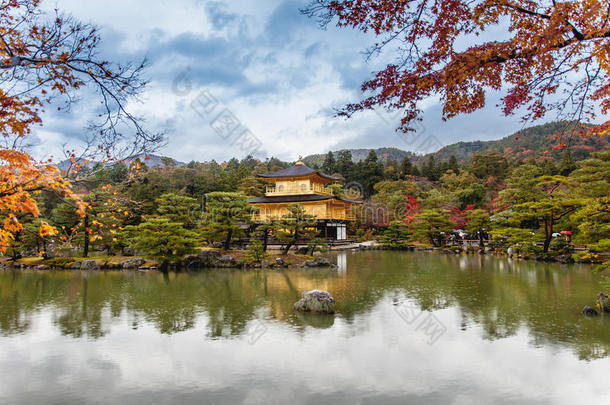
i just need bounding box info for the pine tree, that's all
[421,155,440,181]
[201,192,252,250]
[276,204,318,255]
[410,209,455,247]
[156,193,200,229]
[380,221,411,248]
[123,218,198,271]
[336,150,354,179]
[322,151,336,174]
[448,155,459,174]
[399,156,415,178]
[360,150,384,196]
[238,176,264,197]
[465,209,491,248]
[559,150,576,176]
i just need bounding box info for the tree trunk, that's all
[479,230,485,248]
[159,260,169,273]
[307,241,318,256]
[224,228,232,251]
[42,239,48,259]
[262,229,269,252]
[543,216,552,253]
[282,242,293,255]
[282,230,299,255]
[83,214,90,258]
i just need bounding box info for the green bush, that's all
[514,242,543,256]
[245,240,268,264]
[549,237,573,254]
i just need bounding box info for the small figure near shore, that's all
[582,305,598,316]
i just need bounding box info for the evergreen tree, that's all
[410,209,455,247]
[336,150,354,179]
[123,218,198,271]
[559,150,577,176]
[202,192,252,250]
[421,155,441,181]
[238,176,264,197]
[498,176,581,252]
[276,204,317,255]
[448,155,459,174]
[322,151,336,174]
[465,209,491,248]
[470,152,508,180]
[399,156,415,178]
[156,193,200,229]
[569,150,610,198]
[380,221,411,248]
[360,150,384,196]
[245,240,269,264]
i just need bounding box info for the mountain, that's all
[427,122,608,163]
[304,147,412,166]
[55,154,185,172]
[125,154,185,168]
[305,122,608,167]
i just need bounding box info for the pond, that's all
[0,251,609,404]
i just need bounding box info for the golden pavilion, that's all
[248,160,360,241]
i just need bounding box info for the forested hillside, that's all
[304,122,608,167]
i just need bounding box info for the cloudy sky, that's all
[33,0,536,163]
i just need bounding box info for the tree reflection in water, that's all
[0,251,609,359]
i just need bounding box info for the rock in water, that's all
[293,290,335,314]
[79,260,100,271]
[122,258,145,269]
[582,305,598,316]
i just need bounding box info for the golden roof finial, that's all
[295,156,304,165]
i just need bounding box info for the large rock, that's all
[293,290,335,314]
[217,255,237,267]
[122,258,146,269]
[79,260,100,271]
[275,257,288,267]
[302,256,333,268]
[199,249,221,258]
[183,250,223,269]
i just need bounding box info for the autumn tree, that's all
[0,1,163,252]
[304,1,610,138]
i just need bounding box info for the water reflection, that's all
[1,252,608,358]
[2,252,610,403]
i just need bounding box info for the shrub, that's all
[245,240,268,264]
[549,237,573,254]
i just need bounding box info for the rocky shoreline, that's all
[348,241,605,265]
[1,242,605,271]
[0,249,337,271]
